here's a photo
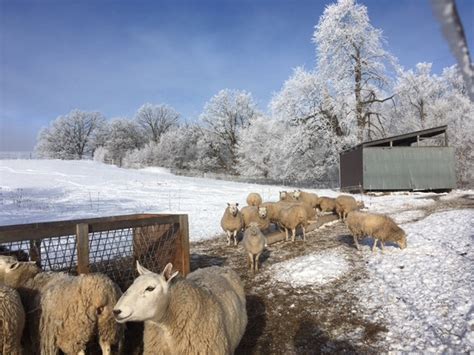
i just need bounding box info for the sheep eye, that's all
[145,286,155,292]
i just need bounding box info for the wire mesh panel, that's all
[0,214,190,290]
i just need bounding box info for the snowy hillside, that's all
[0,159,462,241]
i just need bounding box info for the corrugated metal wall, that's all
[362,147,456,190]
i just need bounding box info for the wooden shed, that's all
[339,125,456,192]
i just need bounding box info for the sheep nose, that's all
[113,309,122,316]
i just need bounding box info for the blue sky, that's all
[1,0,473,151]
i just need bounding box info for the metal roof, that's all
[342,125,448,153]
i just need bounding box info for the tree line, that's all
[36,0,473,187]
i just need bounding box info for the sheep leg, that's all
[292,228,296,242]
[248,253,253,271]
[78,351,86,355]
[380,241,385,253]
[285,228,289,241]
[302,226,306,241]
[99,339,111,355]
[233,230,238,246]
[372,238,378,252]
[353,235,360,250]
[255,253,261,272]
[226,231,231,246]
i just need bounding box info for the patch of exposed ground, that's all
[190,195,473,354]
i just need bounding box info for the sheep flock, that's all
[0,189,408,354]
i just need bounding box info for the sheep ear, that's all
[236,202,239,206]
[162,263,179,283]
[9,262,21,271]
[227,203,230,207]
[136,261,152,275]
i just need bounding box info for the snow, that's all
[270,249,350,287]
[355,209,474,352]
[1,159,473,351]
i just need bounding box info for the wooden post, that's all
[178,215,190,276]
[76,223,90,274]
[444,131,448,146]
[417,135,420,146]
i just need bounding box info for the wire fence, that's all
[0,214,190,289]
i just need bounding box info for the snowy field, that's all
[0,159,473,352]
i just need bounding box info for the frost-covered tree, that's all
[135,103,180,143]
[199,89,260,173]
[103,119,145,166]
[389,64,474,186]
[155,125,200,170]
[313,0,395,142]
[237,116,284,179]
[36,110,106,159]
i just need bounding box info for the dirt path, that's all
[190,195,473,354]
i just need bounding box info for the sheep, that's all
[346,211,407,252]
[113,262,248,355]
[278,204,309,242]
[220,202,244,246]
[0,285,25,355]
[335,195,359,221]
[246,192,262,207]
[292,189,319,208]
[241,205,271,231]
[279,190,296,202]
[0,245,29,261]
[316,196,337,214]
[243,223,266,273]
[0,258,124,354]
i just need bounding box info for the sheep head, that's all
[113,262,179,324]
[258,206,267,219]
[293,190,302,200]
[279,191,287,200]
[395,230,407,249]
[227,202,239,217]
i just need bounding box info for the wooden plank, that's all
[0,214,181,242]
[266,214,339,245]
[76,223,90,274]
[178,215,190,276]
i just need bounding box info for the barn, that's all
[339,125,457,192]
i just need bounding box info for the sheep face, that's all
[292,190,301,200]
[113,262,178,324]
[258,207,267,219]
[279,191,287,200]
[395,230,407,249]
[227,203,239,217]
[0,255,17,271]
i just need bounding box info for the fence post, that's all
[76,223,90,274]
[178,215,190,276]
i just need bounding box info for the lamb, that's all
[335,195,360,221]
[0,285,25,355]
[113,262,248,355]
[243,223,266,273]
[316,196,337,214]
[0,258,124,354]
[220,202,244,246]
[246,192,262,207]
[346,211,407,251]
[241,205,271,231]
[292,189,319,208]
[278,204,308,242]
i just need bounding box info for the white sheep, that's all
[0,258,124,354]
[346,211,407,251]
[220,202,244,246]
[278,204,309,242]
[0,285,25,355]
[241,205,271,231]
[243,222,266,273]
[316,196,337,214]
[335,195,358,221]
[113,262,248,355]
[292,189,319,208]
[279,190,296,202]
[246,192,263,207]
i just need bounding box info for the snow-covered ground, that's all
[0,159,461,241]
[1,159,473,352]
